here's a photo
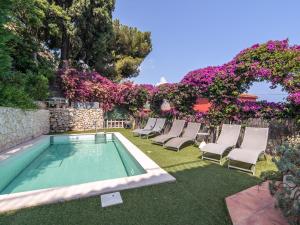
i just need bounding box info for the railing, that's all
[105,119,128,128]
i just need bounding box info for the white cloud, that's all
[156,76,167,86]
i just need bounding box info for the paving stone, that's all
[226,181,289,225]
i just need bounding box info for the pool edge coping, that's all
[0,132,175,213]
[0,135,49,162]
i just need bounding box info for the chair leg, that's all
[219,154,222,165]
[252,165,256,175]
[228,159,230,169]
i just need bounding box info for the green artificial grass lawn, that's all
[0,129,277,225]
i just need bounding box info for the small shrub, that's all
[0,82,37,109]
[268,135,300,225]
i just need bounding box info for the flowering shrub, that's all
[58,68,119,111]
[160,108,180,120]
[236,101,292,121]
[181,39,300,123]
[118,81,154,115]
[288,92,300,105]
[150,83,198,116]
[58,68,154,114]
[234,40,300,94]
[58,40,299,124]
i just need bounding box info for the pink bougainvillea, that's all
[288,92,300,105]
[58,68,119,111]
[58,39,299,124]
[58,68,154,113]
[181,39,299,104]
[179,39,300,123]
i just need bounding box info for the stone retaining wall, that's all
[0,107,49,151]
[49,108,104,133]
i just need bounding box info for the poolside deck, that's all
[226,181,288,225]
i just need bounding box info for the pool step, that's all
[95,133,114,144]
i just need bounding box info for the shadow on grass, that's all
[162,159,204,169]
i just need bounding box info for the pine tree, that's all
[111,19,152,81]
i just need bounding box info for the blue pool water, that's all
[0,134,145,195]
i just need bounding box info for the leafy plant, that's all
[0,86,36,109]
[267,136,300,225]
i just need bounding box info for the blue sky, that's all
[113,0,300,102]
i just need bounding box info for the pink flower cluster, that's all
[236,101,286,120]
[266,40,289,52]
[181,39,300,107]
[58,68,154,112]
[181,66,219,92]
[288,92,300,105]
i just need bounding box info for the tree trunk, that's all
[60,25,69,64]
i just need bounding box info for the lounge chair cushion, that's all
[164,137,192,149]
[138,129,154,135]
[133,128,147,133]
[201,143,231,155]
[240,127,269,151]
[152,120,186,143]
[136,118,166,136]
[132,118,156,133]
[152,134,176,144]
[228,148,264,165]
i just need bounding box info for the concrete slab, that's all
[226,181,289,225]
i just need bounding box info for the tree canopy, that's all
[0,0,152,108]
[0,0,12,75]
[14,0,152,81]
[112,19,152,81]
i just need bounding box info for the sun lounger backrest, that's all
[241,127,269,151]
[144,118,157,130]
[216,124,241,146]
[152,118,166,132]
[182,122,201,139]
[168,120,186,136]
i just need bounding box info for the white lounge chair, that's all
[151,120,186,145]
[138,118,166,138]
[164,122,201,151]
[132,118,157,136]
[201,124,241,164]
[228,127,269,175]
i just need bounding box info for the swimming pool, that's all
[0,133,175,212]
[0,133,145,195]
